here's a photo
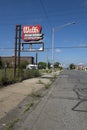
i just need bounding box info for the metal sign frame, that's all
[14,24,44,79]
[21,42,44,52]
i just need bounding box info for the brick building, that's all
[0,56,34,67]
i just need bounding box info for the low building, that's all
[0,56,34,67]
[75,63,84,70]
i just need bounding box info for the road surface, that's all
[14,70,87,130]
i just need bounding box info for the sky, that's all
[0,0,87,67]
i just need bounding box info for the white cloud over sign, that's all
[55,49,61,53]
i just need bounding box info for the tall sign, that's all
[22,25,43,42]
[14,24,44,79]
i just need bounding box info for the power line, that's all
[55,46,87,48]
[39,0,52,27]
[1,46,87,51]
[45,46,87,49]
[0,6,87,26]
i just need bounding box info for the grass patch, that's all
[37,80,44,84]
[0,69,41,87]
[44,83,51,89]
[24,102,34,113]
[31,92,43,98]
[7,118,20,130]
[50,74,57,82]
[53,74,57,78]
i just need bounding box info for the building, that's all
[75,63,84,70]
[0,56,34,67]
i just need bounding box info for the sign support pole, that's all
[14,25,21,79]
[18,25,21,77]
[14,26,17,79]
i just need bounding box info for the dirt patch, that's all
[0,87,49,130]
[0,72,60,130]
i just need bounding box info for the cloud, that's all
[55,49,61,53]
[78,63,84,65]
[79,43,87,47]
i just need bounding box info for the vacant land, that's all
[0,77,50,119]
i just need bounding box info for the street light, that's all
[46,48,49,70]
[52,21,75,73]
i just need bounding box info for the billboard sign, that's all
[22,25,43,42]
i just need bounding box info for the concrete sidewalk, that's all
[13,70,87,130]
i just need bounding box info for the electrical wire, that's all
[0,5,87,25]
[39,0,52,27]
[1,46,87,51]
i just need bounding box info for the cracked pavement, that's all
[13,70,87,130]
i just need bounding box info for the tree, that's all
[69,63,75,70]
[54,62,60,68]
[38,62,46,69]
[48,62,51,69]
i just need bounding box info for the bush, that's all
[0,74,15,86]
[0,76,7,86]
[69,63,75,70]
[46,69,52,73]
[23,70,41,79]
[0,69,41,87]
[38,62,46,69]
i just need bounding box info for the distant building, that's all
[75,64,84,70]
[0,56,34,67]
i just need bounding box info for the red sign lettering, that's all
[22,25,43,41]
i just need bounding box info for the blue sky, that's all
[0,0,87,67]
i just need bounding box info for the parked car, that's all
[26,64,38,70]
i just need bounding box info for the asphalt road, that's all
[14,70,87,130]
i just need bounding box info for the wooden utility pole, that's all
[14,25,21,79]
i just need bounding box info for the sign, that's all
[22,25,43,41]
[21,42,44,52]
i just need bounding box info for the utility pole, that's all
[46,48,49,70]
[14,24,21,79]
[18,25,21,77]
[36,52,38,65]
[52,21,75,74]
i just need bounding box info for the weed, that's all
[53,74,57,78]
[50,74,57,82]
[45,83,51,89]
[7,118,20,130]
[31,92,42,98]
[37,80,44,84]
[50,77,54,82]
[0,69,41,87]
[24,102,34,113]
